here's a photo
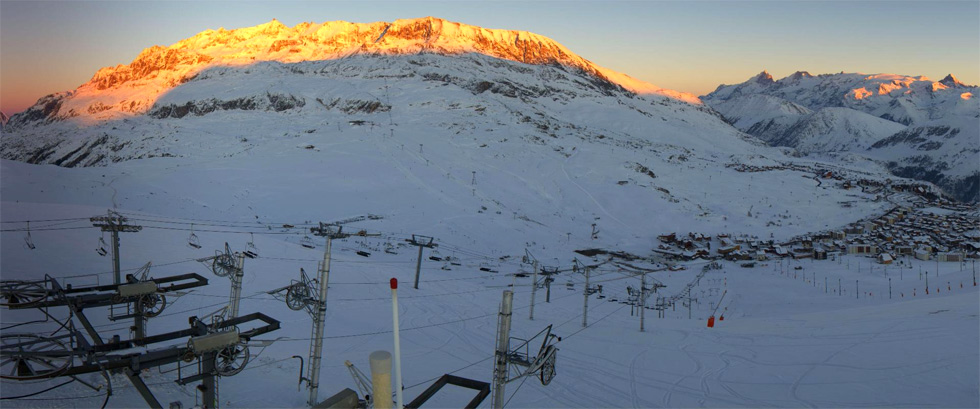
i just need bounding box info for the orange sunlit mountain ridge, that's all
[17,17,699,125]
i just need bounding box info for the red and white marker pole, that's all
[391,278,404,409]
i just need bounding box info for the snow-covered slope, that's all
[703,71,979,201]
[707,93,811,144]
[773,107,907,154]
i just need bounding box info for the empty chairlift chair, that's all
[188,223,202,249]
[96,235,108,256]
[23,221,35,250]
[300,235,315,249]
[243,233,259,259]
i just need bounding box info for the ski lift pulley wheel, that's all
[0,280,49,307]
[140,293,167,317]
[215,342,250,376]
[212,254,236,277]
[539,346,557,386]
[285,283,310,311]
[0,334,73,380]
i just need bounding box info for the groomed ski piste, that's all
[1,151,978,408]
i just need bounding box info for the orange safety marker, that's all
[707,316,715,328]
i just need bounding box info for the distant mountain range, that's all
[703,71,978,201]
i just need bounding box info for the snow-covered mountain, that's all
[772,107,907,154]
[0,17,908,249]
[703,71,979,201]
[4,16,696,129]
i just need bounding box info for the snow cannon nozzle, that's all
[390,278,398,289]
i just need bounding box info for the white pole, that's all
[391,278,404,409]
[491,290,514,409]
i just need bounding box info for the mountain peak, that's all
[753,70,775,85]
[788,71,813,80]
[940,74,966,88]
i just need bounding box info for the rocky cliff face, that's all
[6,17,698,129]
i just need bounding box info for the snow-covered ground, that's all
[1,151,977,408]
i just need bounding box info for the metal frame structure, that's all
[573,259,601,328]
[198,243,246,319]
[406,375,491,409]
[1,274,278,408]
[406,235,437,289]
[521,250,540,320]
[268,222,380,407]
[90,210,142,285]
[490,291,561,409]
[2,270,206,339]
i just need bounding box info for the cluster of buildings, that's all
[654,202,979,266]
[833,204,978,264]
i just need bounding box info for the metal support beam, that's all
[307,236,332,407]
[126,368,163,409]
[228,253,245,319]
[112,229,121,285]
[524,249,550,321]
[406,235,436,289]
[413,245,424,290]
[640,273,646,332]
[201,352,217,409]
[90,210,142,285]
[582,267,591,328]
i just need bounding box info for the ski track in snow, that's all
[560,151,630,230]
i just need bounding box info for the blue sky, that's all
[2,0,978,113]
